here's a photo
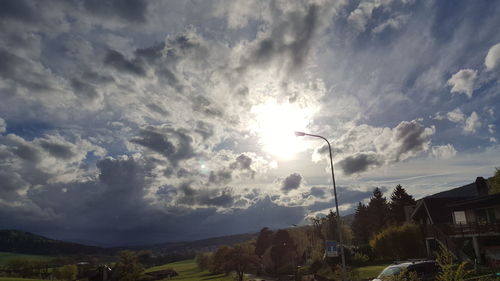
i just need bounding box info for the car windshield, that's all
[379,265,406,277]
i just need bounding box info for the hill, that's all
[0,230,112,256]
[125,232,258,255]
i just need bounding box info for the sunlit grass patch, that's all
[0,252,52,265]
[146,259,233,281]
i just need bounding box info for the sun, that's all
[250,100,314,159]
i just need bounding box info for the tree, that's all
[228,243,259,281]
[195,252,211,271]
[111,251,144,281]
[255,227,274,257]
[137,250,153,267]
[489,168,500,194]
[270,229,297,275]
[209,245,232,274]
[389,185,416,224]
[367,187,390,235]
[351,202,371,244]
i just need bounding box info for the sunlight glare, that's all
[250,101,313,159]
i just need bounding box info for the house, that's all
[411,177,500,267]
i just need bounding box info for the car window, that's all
[379,266,404,277]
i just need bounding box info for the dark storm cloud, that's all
[178,183,236,208]
[130,126,196,166]
[281,173,302,193]
[0,49,57,94]
[208,169,232,185]
[39,140,75,160]
[70,78,99,101]
[199,197,306,236]
[394,120,433,160]
[229,154,256,179]
[0,0,38,23]
[338,153,382,175]
[308,187,326,198]
[83,0,148,23]
[194,121,214,140]
[104,49,146,76]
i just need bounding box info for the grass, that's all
[146,259,234,281]
[0,253,52,266]
[353,264,390,280]
[0,277,47,281]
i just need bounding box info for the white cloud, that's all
[485,43,500,71]
[464,112,481,134]
[488,124,495,134]
[446,108,465,123]
[447,69,478,98]
[347,0,393,33]
[431,144,457,159]
[372,14,410,34]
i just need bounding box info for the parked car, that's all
[373,260,439,281]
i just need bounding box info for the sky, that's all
[0,0,500,246]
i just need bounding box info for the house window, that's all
[453,211,467,224]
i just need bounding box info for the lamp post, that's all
[295,131,346,278]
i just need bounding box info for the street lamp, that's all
[295,131,347,277]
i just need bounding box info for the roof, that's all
[428,182,478,198]
[447,193,500,210]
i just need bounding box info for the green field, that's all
[0,252,52,265]
[0,277,47,281]
[146,259,234,281]
[353,264,389,280]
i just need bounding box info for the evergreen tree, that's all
[351,202,370,244]
[389,184,416,224]
[367,187,390,235]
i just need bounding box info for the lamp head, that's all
[295,131,306,137]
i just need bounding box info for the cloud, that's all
[281,173,302,193]
[447,69,478,98]
[103,49,146,76]
[338,152,382,175]
[446,108,465,123]
[485,43,500,71]
[372,14,410,34]
[431,144,457,159]
[315,120,435,175]
[130,126,196,166]
[464,112,481,134]
[347,0,393,33]
[488,124,495,134]
[0,118,5,133]
[83,0,148,23]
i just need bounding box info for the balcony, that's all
[424,223,500,238]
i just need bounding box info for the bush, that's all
[53,264,77,281]
[370,224,425,260]
[352,253,369,266]
[436,248,472,281]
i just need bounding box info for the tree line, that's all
[195,184,424,280]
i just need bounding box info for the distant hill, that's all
[125,233,258,254]
[0,230,112,255]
